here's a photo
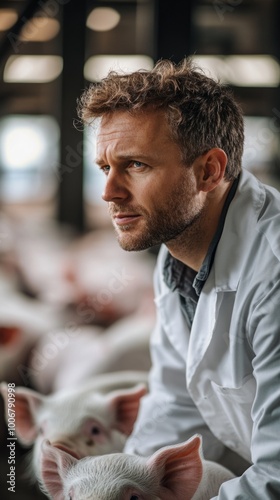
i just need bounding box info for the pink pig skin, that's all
[0,371,147,481]
[40,435,235,500]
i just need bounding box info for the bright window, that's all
[0,115,60,202]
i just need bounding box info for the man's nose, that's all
[102,170,129,202]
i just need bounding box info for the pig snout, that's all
[51,442,80,460]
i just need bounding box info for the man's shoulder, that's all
[239,168,280,205]
[232,169,280,231]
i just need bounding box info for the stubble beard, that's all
[108,181,206,252]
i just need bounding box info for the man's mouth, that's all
[113,213,141,225]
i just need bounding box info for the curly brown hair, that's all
[77,58,244,181]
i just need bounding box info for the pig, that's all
[0,371,148,481]
[30,309,154,394]
[40,434,235,500]
[0,280,66,384]
[14,226,155,324]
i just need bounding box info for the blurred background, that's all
[0,0,280,498]
[0,0,280,230]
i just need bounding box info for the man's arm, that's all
[211,280,280,499]
[124,313,226,462]
[125,247,226,461]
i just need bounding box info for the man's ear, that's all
[195,148,228,193]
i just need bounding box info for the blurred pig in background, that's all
[0,260,67,393]
[0,216,155,391]
[13,224,156,327]
[0,213,155,499]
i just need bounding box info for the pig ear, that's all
[0,382,44,445]
[109,384,147,435]
[147,435,203,500]
[40,439,77,500]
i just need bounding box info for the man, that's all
[78,58,280,498]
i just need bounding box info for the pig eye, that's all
[83,418,106,443]
[130,496,139,500]
[91,425,101,435]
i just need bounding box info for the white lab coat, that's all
[125,168,280,498]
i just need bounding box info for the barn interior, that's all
[0,1,280,498]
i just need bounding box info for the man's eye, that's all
[133,161,144,168]
[99,165,110,173]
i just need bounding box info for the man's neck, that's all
[166,181,233,271]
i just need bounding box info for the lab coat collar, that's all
[157,168,265,296]
[213,168,265,292]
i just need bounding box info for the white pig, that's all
[40,434,235,500]
[0,371,147,480]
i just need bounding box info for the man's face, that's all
[96,109,204,251]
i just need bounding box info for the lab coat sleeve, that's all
[211,279,280,499]
[124,250,225,461]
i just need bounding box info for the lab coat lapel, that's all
[186,169,264,384]
[155,290,191,355]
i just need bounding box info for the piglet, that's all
[40,435,235,500]
[0,371,147,481]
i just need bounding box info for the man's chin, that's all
[117,239,144,252]
[116,233,151,252]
